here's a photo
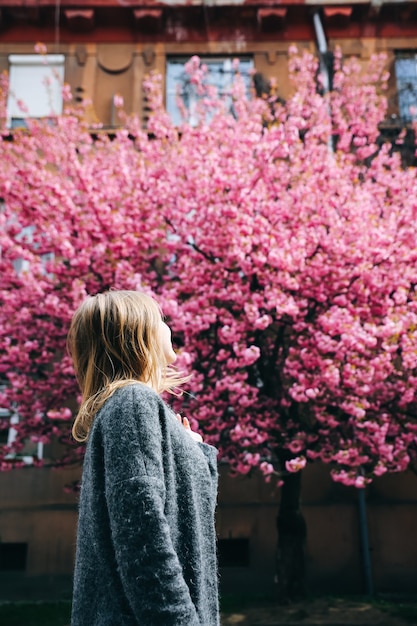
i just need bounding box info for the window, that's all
[0,543,28,571]
[5,414,44,465]
[5,222,54,276]
[0,397,9,445]
[7,54,65,128]
[0,380,44,465]
[166,56,254,126]
[395,53,417,122]
[218,537,250,567]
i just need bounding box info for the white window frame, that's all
[0,382,44,466]
[5,413,44,465]
[395,53,417,122]
[166,56,254,126]
[7,54,65,128]
[5,222,54,275]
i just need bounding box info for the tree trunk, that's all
[275,465,307,603]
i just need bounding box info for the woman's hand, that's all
[176,414,203,443]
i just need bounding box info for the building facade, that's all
[0,2,417,128]
[1,0,417,599]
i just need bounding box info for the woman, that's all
[68,290,219,626]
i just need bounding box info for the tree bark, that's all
[275,464,307,603]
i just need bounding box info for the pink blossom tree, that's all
[1,48,417,596]
[151,51,417,596]
[160,50,417,489]
[0,73,174,469]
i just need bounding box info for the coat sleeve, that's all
[100,384,201,626]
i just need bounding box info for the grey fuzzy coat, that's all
[71,383,219,626]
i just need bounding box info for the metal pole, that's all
[312,10,330,93]
[312,9,333,152]
[357,487,374,596]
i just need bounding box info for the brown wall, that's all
[217,464,417,595]
[0,34,410,128]
[1,27,416,600]
[0,467,79,574]
[3,461,416,600]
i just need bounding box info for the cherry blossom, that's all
[0,48,416,488]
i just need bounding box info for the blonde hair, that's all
[67,290,188,442]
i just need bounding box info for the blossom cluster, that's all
[0,50,416,486]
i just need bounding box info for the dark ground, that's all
[0,595,416,626]
[221,594,417,626]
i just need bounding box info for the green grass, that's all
[0,601,71,626]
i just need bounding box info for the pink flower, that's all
[254,315,272,330]
[288,439,304,454]
[62,83,72,102]
[34,42,47,55]
[46,408,72,421]
[285,457,307,473]
[113,94,124,109]
[1,48,416,486]
[240,346,261,366]
[354,476,367,489]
